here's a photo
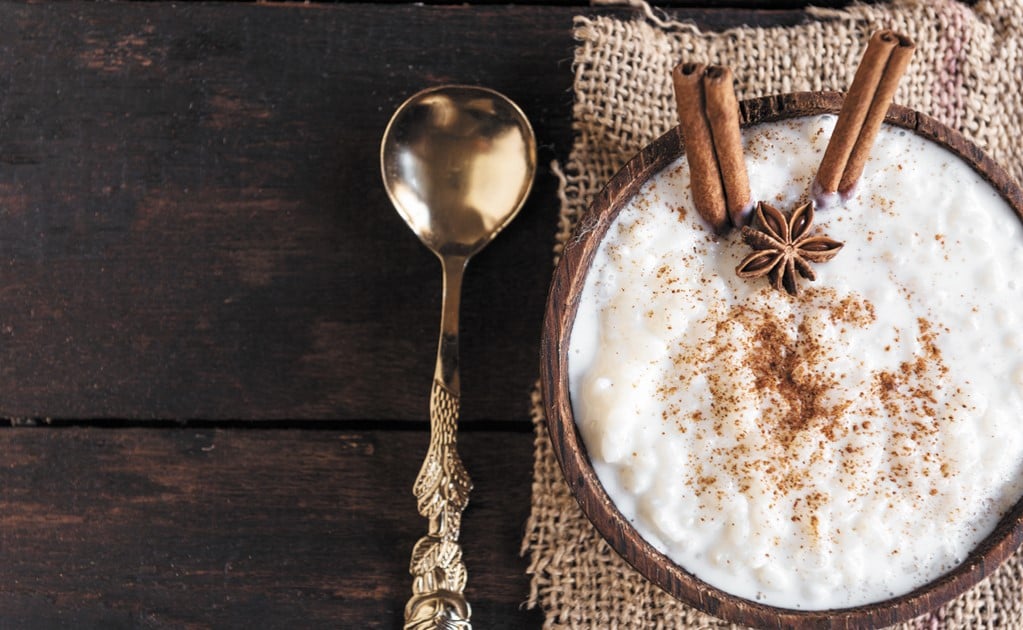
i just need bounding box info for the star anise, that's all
[735,201,843,297]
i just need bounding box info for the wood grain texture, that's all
[541,92,1023,627]
[0,426,539,628]
[0,2,576,422]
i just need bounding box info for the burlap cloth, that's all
[521,0,1023,627]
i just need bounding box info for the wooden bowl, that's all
[540,91,1023,628]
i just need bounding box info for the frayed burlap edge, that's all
[522,0,1023,627]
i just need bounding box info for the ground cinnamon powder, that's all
[657,287,957,534]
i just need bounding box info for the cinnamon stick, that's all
[814,30,915,200]
[703,65,753,227]
[672,62,728,234]
[838,33,915,195]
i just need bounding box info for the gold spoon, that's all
[381,85,536,630]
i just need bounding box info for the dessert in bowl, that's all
[540,90,1023,627]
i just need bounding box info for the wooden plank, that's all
[0,426,540,628]
[0,3,810,422]
[0,2,572,422]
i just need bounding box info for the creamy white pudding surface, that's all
[568,116,1023,609]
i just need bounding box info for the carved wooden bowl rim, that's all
[540,91,1023,629]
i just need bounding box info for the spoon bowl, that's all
[382,85,536,258]
[381,85,536,630]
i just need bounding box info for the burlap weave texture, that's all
[523,1,1023,627]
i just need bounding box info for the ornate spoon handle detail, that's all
[404,257,473,630]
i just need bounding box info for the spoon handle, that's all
[404,256,473,630]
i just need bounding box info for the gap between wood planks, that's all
[1,417,536,432]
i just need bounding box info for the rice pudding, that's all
[568,115,1023,609]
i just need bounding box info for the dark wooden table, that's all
[0,2,830,627]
